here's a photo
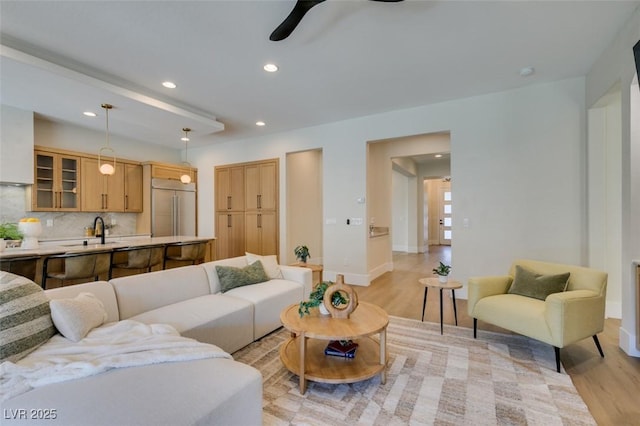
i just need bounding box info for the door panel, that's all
[438,184,452,246]
[152,189,174,237]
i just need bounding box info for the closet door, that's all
[245,161,277,211]
[245,211,277,255]
[216,212,245,259]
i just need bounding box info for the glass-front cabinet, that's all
[32,150,80,211]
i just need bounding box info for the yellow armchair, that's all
[467,259,607,372]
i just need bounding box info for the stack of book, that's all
[324,340,358,358]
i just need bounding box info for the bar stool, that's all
[0,256,40,281]
[163,241,207,269]
[109,245,164,279]
[42,250,112,289]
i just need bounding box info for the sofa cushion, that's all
[50,292,108,342]
[46,281,120,323]
[0,271,56,363]
[1,357,263,426]
[246,252,283,279]
[110,265,210,319]
[128,294,255,353]
[201,256,249,294]
[216,261,270,293]
[225,278,305,340]
[508,265,569,300]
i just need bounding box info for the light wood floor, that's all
[355,247,640,426]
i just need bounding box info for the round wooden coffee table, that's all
[279,301,389,394]
[418,277,463,335]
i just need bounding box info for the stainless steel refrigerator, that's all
[151,178,196,237]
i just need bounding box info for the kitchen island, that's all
[0,235,215,288]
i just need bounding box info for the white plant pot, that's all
[0,239,5,252]
[319,302,330,315]
[438,275,448,284]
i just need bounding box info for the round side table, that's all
[418,277,463,335]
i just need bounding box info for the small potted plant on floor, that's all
[298,281,348,317]
[432,262,451,283]
[294,245,310,264]
[0,222,23,252]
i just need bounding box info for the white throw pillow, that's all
[245,252,283,279]
[50,292,108,342]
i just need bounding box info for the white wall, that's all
[191,77,588,291]
[585,6,640,356]
[35,117,180,163]
[391,170,409,252]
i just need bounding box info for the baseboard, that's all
[392,244,408,252]
[322,270,371,286]
[619,326,640,357]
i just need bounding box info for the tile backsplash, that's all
[0,185,138,240]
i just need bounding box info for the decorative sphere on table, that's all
[18,218,42,249]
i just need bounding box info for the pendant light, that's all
[98,103,116,175]
[180,128,193,184]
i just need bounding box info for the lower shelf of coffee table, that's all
[279,335,386,384]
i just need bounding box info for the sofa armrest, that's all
[544,289,605,347]
[279,266,313,299]
[467,275,513,316]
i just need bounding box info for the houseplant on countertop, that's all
[294,245,310,264]
[0,222,23,251]
[432,262,452,283]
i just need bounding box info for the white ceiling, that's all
[1,0,638,149]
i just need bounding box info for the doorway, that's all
[424,178,452,247]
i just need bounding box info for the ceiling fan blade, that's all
[270,0,326,41]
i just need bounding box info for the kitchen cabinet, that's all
[151,164,196,182]
[245,211,277,256]
[124,163,143,212]
[215,159,278,259]
[30,149,80,211]
[216,212,245,259]
[81,158,142,212]
[215,166,245,211]
[81,158,125,212]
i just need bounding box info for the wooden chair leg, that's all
[593,335,605,358]
[554,346,561,373]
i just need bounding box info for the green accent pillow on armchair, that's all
[216,261,270,293]
[508,265,570,300]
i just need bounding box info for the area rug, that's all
[233,316,595,425]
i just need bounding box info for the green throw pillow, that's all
[216,261,270,293]
[508,265,570,301]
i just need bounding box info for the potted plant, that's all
[0,222,23,251]
[298,281,348,317]
[432,262,452,283]
[294,245,310,264]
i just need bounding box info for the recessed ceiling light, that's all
[162,81,177,89]
[519,67,535,77]
[256,121,266,126]
[263,63,278,73]
[83,111,97,117]
[434,154,443,158]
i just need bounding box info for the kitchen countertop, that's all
[0,235,214,259]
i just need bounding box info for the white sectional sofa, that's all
[1,255,312,425]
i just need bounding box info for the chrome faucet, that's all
[93,216,105,245]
